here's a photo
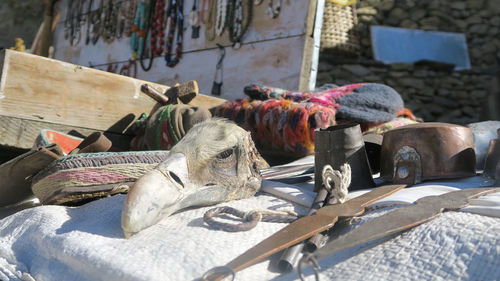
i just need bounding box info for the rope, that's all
[203,206,299,232]
[321,163,351,204]
[327,0,357,7]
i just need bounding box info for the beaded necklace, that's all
[89,0,103,45]
[119,59,138,77]
[124,0,139,37]
[101,0,118,43]
[189,0,200,38]
[227,0,252,44]
[267,0,281,18]
[254,0,281,18]
[205,0,217,41]
[65,0,85,46]
[200,0,209,24]
[140,0,158,71]
[131,1,151,59]
[115,1,126,39]
[215,0,227,36]
[85,0,94,44]
[150,0,166,56]
[164,0,184,67]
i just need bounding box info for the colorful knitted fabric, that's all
[243,83,363,105]
[221,83,417,157]
[131,104,212,151]
[364,117,419,135]
[31,151,170,205]
[213,99,336,156]
[244,83,406,123]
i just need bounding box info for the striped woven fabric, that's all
[32,151,170,205]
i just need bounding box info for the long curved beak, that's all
[121,153,229,238]
[121,153,188,238]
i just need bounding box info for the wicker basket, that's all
[320,1,360,57]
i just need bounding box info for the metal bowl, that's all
[380,122,476,185]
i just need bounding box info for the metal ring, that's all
[298,254,320,281]
[200,266,236,281]
[203,206,261,232]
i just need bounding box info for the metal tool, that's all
[140,80,199,105]
[298,187,500,281]
[200,184,406,281]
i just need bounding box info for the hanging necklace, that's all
[200,0,209,24]
[205,0,217,41]
[101,0,117,43]
[85,0,94,44]
[115,0,125,39]
[211,44,225,96]
[140,0,159,71]
[150,0,166,56]
[189,0,201,38]
[131,1,146,58]
[90,0,104,45]
[267,0,281,18]
[124,0,139,37]
[215,0,227,36]
[120,59,138,77]
[65,0,84,46]
[227,0,252,45]
[164,0,184,67]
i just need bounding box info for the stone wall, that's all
[317,0,500,124]
[0,0,44,50]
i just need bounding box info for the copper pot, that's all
[380,123,476,185]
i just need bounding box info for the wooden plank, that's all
[0,50,226,134]
[0,115,133,151]
[299,0,321,91]
[127,36,307,100]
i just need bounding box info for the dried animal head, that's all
[121,118,262,237]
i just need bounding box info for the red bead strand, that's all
[150,0,166,57]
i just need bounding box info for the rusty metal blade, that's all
[226,214,336,273]
[317,184,407,217]
[310,187,500,263]
[202,184,406,280]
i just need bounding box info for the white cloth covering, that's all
[0,175,499,281]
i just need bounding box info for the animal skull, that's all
[121,118,262,237]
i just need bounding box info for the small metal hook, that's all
[215,44,226,69]
[232,41,241,50]
[200,265,236,281]
[298,254,321,281]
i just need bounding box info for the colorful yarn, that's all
[243,83,366,107]
[157,105,170,149]
[363,117,419,135]
[214,99,336,157]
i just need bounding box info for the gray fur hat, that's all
[335,83,404,123]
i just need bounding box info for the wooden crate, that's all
[0,50,225,150]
